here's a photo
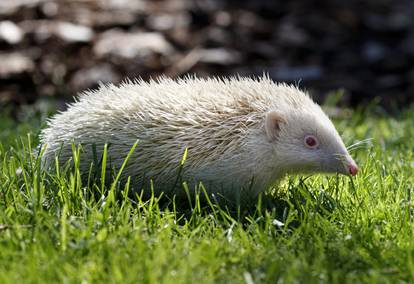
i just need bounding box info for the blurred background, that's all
[0,0,413,115]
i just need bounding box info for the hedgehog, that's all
[40,76,358,203]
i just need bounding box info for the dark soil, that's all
[0,0,413,110]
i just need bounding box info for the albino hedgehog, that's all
[40,76,358,201]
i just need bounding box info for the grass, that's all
[0,103,413,283]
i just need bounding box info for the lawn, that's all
[0,103,413,283]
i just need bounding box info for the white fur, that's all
[40,75,356,201]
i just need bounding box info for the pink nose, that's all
[348,164,359,176]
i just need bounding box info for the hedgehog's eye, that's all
[304,135,319,149]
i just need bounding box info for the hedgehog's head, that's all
[264,106,358,177]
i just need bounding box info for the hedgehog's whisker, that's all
[333,153,347,162]
[346,138,373,152]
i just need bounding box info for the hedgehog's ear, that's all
[265,111,286,141]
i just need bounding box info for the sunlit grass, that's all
[0,103,413,283]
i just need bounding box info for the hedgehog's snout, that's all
[343,156,358,176]
[332,152,358,176]
[347,161,359,176]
